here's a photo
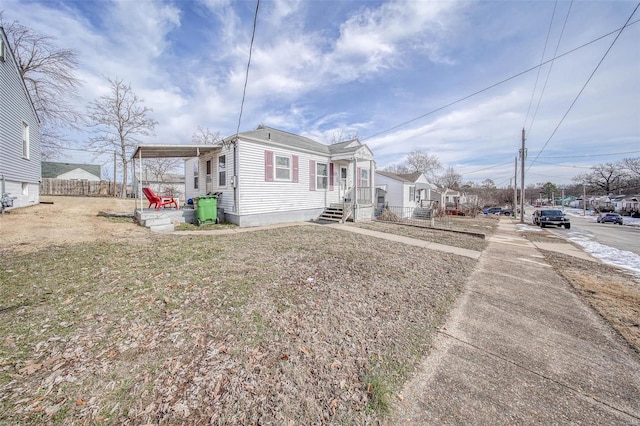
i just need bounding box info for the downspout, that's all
[233,140,238,214]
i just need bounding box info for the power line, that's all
[361,18,640,142]
[524,1,558,130]
[458,160,514,176]
[536,150,640,159]
[528,2,640,170]
[526,1,573,138]
[235,0,260,138]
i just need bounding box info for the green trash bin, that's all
[195,196,218,225]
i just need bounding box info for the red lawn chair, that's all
[142,187,179,210]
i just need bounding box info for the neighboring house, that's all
[620,195,638,214]
[41,162,101,181]
[134,125,376,227]
[375,171,443,217]
[133,172,186,201]
[0,27,41,209]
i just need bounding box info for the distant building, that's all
[41,162,101,181]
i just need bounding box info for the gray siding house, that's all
[0,27,41,209]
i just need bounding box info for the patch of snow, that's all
[563,230,640,278]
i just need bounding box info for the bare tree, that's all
[437,166,462,189]
[1,12,83,157]
[192,126,221,145]
[621,157,640,177]
[330,130,359,144]
[405,150,442,180]
[383,164,411,174]
[572,162,628,194]
[87,76,157,197]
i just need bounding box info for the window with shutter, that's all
[309,160,316,191]
[329,163,334,191]
[265,150,274,182]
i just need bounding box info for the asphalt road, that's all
[562,214,640,256]
[524,209,640,257]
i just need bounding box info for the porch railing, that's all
[374,205,451,228]
[356,186,373,204]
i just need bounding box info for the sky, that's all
[1,0,639,187]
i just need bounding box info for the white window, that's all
[22,122,29,159]
[22,183,28,195]
[360,168,369,187]
[193,161,199,189]
[409,185,415,201]
[316,163,328,190]
[218,154,226,187]
[275,155,291,181]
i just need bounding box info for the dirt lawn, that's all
[0,196,481,424]
[0,196,151,252]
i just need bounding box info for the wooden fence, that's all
[40,179,118,196]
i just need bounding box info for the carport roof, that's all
[131,144,220,160]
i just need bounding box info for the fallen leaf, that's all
[76,398,85,406]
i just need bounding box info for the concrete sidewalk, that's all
[388,218,640,425]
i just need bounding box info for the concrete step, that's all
[143,217,172,227]
[317,216,341,222]
[149,223,175,233]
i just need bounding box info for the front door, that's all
[340,166,348,200]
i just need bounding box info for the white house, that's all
[41,162,101,181]
[375,171,443,217]
[0,27,41,209]
[134,125,376,227]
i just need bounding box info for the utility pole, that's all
[514,156,518,219]
[583,184,587,216]
[520,128,525,223]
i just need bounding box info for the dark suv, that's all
[533,209,570,229]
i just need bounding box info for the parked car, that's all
[597,212,623,225]
[532,209,570,229]
[483,207,512,215]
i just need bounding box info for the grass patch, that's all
[174,222,238,231]
[0,225,476,424]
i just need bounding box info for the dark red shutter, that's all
[329,163,334,191]
[292,155,299,183]
[265,150,274,182]
[309,160,316,191]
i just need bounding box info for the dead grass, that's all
[521,231,640,356]
[0,223,476,424]
[352,216,497,252]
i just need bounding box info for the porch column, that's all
[370,160,375,205]
[353,159,358,222]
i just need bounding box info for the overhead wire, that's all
[527,2,640,171]
[360,18,640,142]
[536,150,640,159]
[235,0,260,138]
[523,1,558,130]
[526,1,574,139]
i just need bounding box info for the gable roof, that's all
[42,162,101,179]
[376,170,420,183]
[233,125,372,159]
[0,27,40,123]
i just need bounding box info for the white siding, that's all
[375,173,406,207]
[57,168,101,181]
[237,140,340,216]
[0,30,41,208]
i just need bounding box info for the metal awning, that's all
[131,144,221,160]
